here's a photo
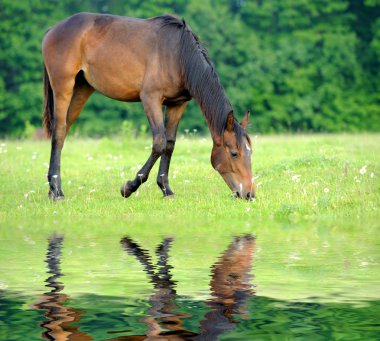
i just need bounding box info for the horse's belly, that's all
[83,64,142,101]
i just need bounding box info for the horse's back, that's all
[43,13,186,102]
[43,13,159,100]
[43,12,155,66]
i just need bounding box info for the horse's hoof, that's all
[54,196,65,202]
[48,192,65,202]
[120,183,133,198]
[164,194,176,200]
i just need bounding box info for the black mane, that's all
[155,15,245,143]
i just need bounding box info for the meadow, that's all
[0,133,378,223]
[0,134,379,340]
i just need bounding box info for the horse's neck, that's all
[190,68,232,138]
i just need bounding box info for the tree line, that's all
[0,0,379,137]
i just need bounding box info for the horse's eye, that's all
[230,150,238,159]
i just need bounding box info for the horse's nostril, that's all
[246,192,254,200]
[232,191,242,198]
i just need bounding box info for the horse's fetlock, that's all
[156,176,165,188]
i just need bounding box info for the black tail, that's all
[43,64,54,137]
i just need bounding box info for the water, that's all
[0,223,379,340]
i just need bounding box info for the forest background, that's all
[1,0,379,137]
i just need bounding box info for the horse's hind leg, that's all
[156,102,187,197]
[66,73,94,133]
[47,78,75,201]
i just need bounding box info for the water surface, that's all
[0,220,379,340]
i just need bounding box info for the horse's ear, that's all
[241,110,250,129]
[226,111,234,132]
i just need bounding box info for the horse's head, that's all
[211,111,255,200]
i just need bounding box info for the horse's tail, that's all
[42,64,54,138]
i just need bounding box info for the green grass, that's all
[0,134,379,301]
[0,133,378,224]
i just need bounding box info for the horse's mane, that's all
[154,15,245,144]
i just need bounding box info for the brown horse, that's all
[42,13,255,200]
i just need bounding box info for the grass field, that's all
[0,134,379,341]
[0,133,378,226]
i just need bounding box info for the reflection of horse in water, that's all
[32,234,254,340]
[32,234,92,341]
[118,235,255,340]
[119,237,196,340]
[197,235,255,340]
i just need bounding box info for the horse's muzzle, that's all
[233,191,255,200]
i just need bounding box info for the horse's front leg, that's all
[120,96,165,198]
[156,103,187,197]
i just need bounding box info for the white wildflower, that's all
[324,188,329,193]
[292,174,301,182]
[359,165,367,175]
[289,252,302,261]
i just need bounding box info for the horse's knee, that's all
[152,135,166,155]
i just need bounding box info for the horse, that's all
[42,13,255,201]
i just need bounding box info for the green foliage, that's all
[0,0,379,136]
